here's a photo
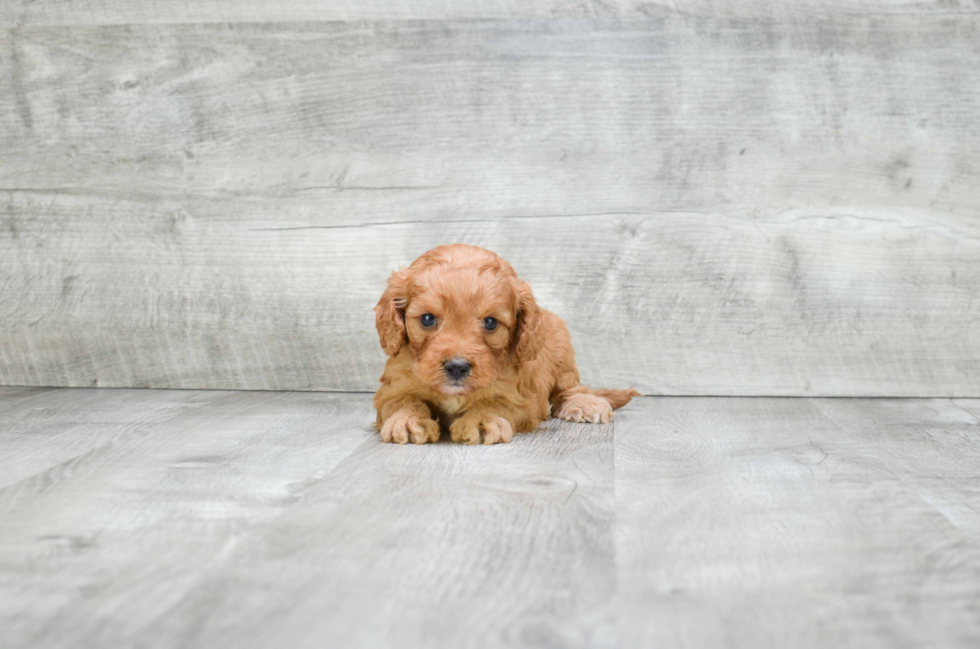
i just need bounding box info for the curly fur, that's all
[373,244,640,444]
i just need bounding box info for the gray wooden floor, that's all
[1,388,978,648]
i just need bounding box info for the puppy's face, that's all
[375,245,538,396]
[404,271,516,395]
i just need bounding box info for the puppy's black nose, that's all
[443,358,472,381]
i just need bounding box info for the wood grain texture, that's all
[0,387,49,404]
[0,389,373,649]
[616,396,980,648]
[146,410,614,649]
[1,0,976,25]
[2,388,979,647]
[2,19,979,395]
[0,388,614,649]
[953,398,980,420]
[0,1,605,25]
[0,387,226,488]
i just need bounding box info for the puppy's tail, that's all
[589,388,642,409]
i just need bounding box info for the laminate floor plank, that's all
[951,399,980,421]
[0,388,228,489]
[616,397,980,648]
[1,389,978,648]
[144,415,615,649]
[0,388,53,407]
[0,389,372,649]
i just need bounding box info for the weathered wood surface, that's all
[617,397,980,647]
[1,0,976,24]
[1,388,979,648]
[0,388,614,649]
[0,389,374,649]
[2,19,979,395]
[0,387,226,488]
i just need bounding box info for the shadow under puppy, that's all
[374,244,640,444]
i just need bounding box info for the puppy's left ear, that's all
[375,270,410,356]
[513,279,543,363]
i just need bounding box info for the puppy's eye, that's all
[419,313,436,328]
[483,317,498,332]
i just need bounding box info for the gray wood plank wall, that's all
[2,1,978,24]
[1,10,979,395]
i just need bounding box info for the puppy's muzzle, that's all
[443,358,472,383]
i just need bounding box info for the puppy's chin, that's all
[438,383,470,396]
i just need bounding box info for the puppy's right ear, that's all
[375,270,410,356]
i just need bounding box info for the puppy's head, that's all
[375,244,540,395]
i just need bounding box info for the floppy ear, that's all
[375,270,409,356]
[513,279,543,363]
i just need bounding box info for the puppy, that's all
[373,244,640,445]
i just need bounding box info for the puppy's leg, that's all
[549,357,640,424]
[449,404,517,445]
[376,397,441,445]
[554,390,613,424]
[551,375,614,424]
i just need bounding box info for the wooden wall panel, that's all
[1,19,978,394]
[1,1,975,25]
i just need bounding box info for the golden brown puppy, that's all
[374,244,640,445]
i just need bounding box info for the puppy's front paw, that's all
[380,409,441,445]
[450,414,514,445]
[556,393,613,424]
